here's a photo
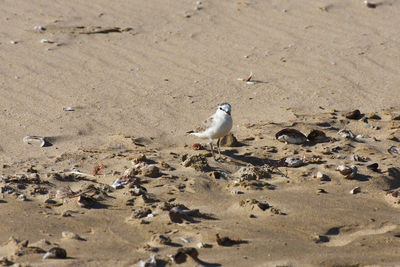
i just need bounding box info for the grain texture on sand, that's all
[1,0,400,266]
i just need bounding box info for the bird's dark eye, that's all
[219,107,223,110]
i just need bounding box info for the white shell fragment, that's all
[62,107,75,111]
[350,187,361,194]
[23,136,46,147]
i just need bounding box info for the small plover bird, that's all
[188,103,233,160]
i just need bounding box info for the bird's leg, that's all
[209,140,216,160]
[216,138,222,160]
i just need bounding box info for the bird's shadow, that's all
[223,150,265,166]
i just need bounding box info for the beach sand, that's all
[1,0,400,266]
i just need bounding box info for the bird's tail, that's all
[187,131,207,138]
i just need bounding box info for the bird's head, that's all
[217,103,231,116]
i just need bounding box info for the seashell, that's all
[338,129,355,139]
[40,39,54,44]
[307,129,328,143]
[364,0,377,8]
[230,189,244,195]
[62,107,74,111]
[388,146,400,156]
[43,247,67,259]
[276,129,307,144]
[350,187,361,194]
[111,178,129,189]
[192,143,204,150]
[336,165,357,179]
[23,136,47,147]
[284,157,304,167]
[345,109,362,120]
[33,25,46,32]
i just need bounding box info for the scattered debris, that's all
[336,165,357,179]
[43,247,67,259]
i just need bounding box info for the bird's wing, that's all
[187,113,215,134]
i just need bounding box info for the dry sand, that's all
[1,0,400,266]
